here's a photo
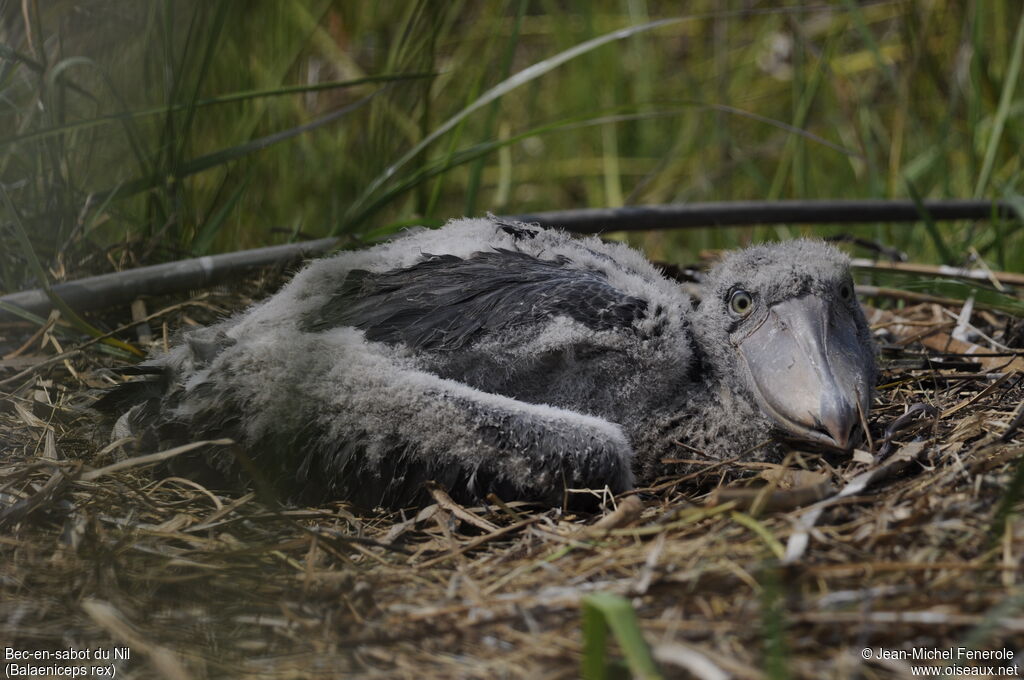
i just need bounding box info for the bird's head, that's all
[693,240,876,450]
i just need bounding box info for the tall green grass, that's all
[1,1,1022,293]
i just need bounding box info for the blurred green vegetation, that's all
[0,0,1022,293]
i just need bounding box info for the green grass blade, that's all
[92,90,380,203]
[581,596,611,680]
[344,109,675,234]
[767,38,835,200]
[0,43,46,72]
[989,455,1024,544]
[0,184,143,357]
[200,73,433,109]
[342,102,859,235]
[906,179,955,264]
[464,0,526,216]
[714,103,857,159]
[581,593,662,680]
[0,44,96,101]
[0,300,50,326]
[345,16,687,224]
[974,8,1024,198]
[33,55,152,180]
[1004,193,1024,222]
[43,56,98,90]
[0,73,434,152]
[175,1,231,164]
[0,300,135,362]
[870,275,1024,316]
[731,511,786,558]
[760,568,791,680]
[80,180,127,239]
[839,0,898,90]
[959,587,1024,652]
[191,175,249,255]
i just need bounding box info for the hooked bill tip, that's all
[817,420,854,449]
[815,394,859,449]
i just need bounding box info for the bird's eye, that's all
[729,289,754,317]
[839,282,853,301]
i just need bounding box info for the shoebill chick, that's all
[103,217,877,508]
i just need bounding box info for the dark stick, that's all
[0,238,337,323]
[509,199,1015,233]
[0,199,1016,322]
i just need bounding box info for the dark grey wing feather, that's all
[301,249,648,350]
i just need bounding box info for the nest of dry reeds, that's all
[2,263,1023,680]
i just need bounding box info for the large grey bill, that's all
[736,295,872,449]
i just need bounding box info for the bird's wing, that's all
[100,323,636,508]
[300,248,649,351]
